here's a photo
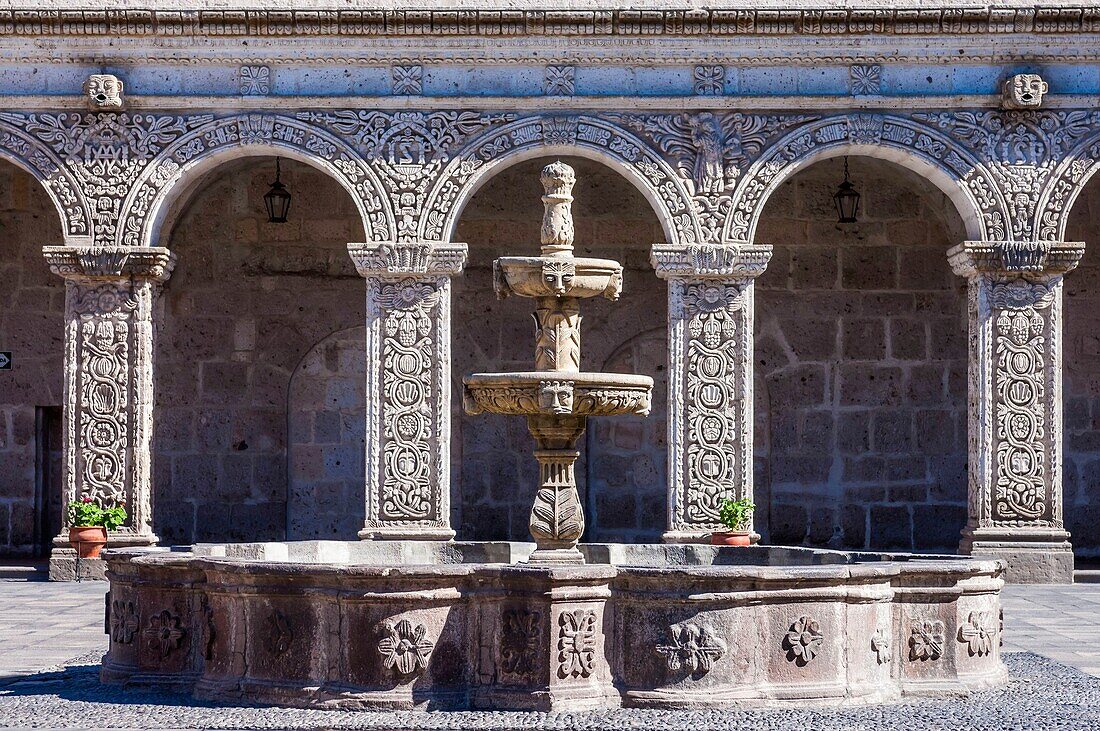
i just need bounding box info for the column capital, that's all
[651,242,772,280]
[348,241,468,279]
[948,240,1084,279]
[43,245,175,283]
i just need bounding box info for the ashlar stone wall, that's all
[1063,180,1100,556]
[0,162,64,555]
[754,156,970,551]
[155,157,365,544]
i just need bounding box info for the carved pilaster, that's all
[949,240,1084,583]
[349,241,468,540]
[43,245,175,558]
[652,243,772,543]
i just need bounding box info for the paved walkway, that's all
[2,575,1100,679]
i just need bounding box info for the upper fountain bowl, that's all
[494,256,622,300]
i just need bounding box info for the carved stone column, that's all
[43,245,175,580]
[349,241,468,541]
[652,243,772,543]
[949,240,1084,584]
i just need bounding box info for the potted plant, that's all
[712,497,755,546]
[67,496,127,559]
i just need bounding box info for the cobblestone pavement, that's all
[0,578,1099,729]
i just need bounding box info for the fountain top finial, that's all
[540,161,575,257]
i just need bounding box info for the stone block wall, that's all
[0,162,63,555]
[1063,182,1100,555]
[754,157,970,551]
[154,158,365,544]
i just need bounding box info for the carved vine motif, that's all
[144,609,185,659]
[300,110,514,242]
[916,110,1100,241]
[500,608,542,677]
[726,113,1006,243]
[655,622,726,674]
[871,627,892,665]
[908,619,945,661]
[958,611,997,657]
[682,282,745,525]
[377,619,435,675]
[1,112,211,246]
[73,283,137,506]
[991,279,1054,524]
[0,120,89,238]
[377,280,443,521]
[783,615,824,665]
[423,114,701,246]
[109,599,139,645]
[612,112,812,242]
[557,609,598,679]
[263,610,293,656]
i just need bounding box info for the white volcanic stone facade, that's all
[0,2,1099,581]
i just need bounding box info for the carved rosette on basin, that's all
[463,161,653,564]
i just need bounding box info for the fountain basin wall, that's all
[101,543,1006,710]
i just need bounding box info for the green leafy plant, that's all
[718,497,755,531]
[67,496,127,530]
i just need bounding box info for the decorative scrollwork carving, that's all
[556,609,597,679]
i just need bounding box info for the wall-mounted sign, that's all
[0,352,10,370]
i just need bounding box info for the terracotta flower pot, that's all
[69,526,108,558]
[710,530,751,546]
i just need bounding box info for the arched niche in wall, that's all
[449,155,668,542]
[153,155,366,544]
[752,155,969,552]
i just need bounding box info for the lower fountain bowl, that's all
[463,371,653,417]
[101,541,1006,711]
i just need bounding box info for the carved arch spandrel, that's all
[725,114,1005,244]
[1036,121,1100,242]
[120,113,395,248]
[0,117,91,243]
[422,114,703,247]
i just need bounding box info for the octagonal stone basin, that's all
[101,542,1005,711]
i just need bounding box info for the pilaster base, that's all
[48,548,106,581]
[960,528,1074,584]
[662,530,761,545]
[358,525,456,541]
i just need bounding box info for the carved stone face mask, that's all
[542,261,575,296]
[85,74,124,109]
[538,381,574,415]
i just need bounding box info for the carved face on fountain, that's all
[542,260,576,296]
[538,380,574,415]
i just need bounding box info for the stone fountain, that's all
[463,161,653,564]
[98,166,1008,713]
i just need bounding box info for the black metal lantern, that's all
[833,157,860,224]
[264,158,292,224]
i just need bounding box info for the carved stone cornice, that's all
[948,240,1084,279]
[651,242,772,280]
[42,245,175,282]
[348,241,468,279]
[0,8,1095,39]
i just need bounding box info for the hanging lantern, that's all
[264,158,292,224]
[833,157,860,224]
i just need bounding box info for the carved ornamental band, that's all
[350,241,468,540]
[654,243,771,542]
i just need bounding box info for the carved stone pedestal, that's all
[950,241,1084,584]
[349,241,468,541]
[652,243,772,543]
[43,245,175,581]
[527,415,587,564]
